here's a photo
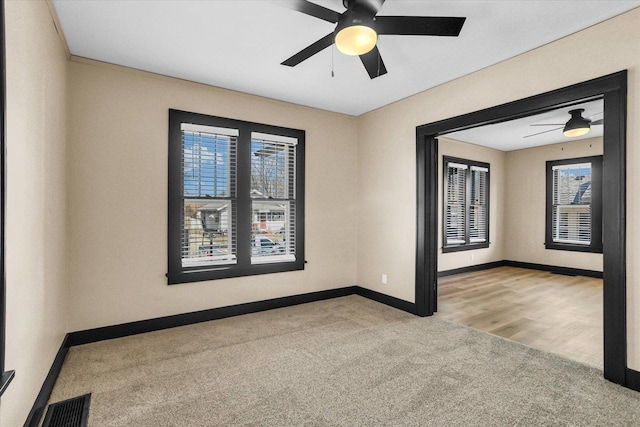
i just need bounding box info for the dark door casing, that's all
[416,71,627,386]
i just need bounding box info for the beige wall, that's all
[504,137,603,270]
[2,1,69,425]
[437,138,506,272]
[356,8,640,369]
[65,59,359,330]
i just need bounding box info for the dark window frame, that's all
[167,109,305,284]
[545,155,603,253]
[442,156,490,253]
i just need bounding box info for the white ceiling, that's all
[445,99,604,151]
[51,1,640,117]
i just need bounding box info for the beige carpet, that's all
[47,295,640,426]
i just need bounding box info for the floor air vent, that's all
[42,394,91,427]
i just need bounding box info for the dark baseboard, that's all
[503,260,603,278]
[66,286,418,347]
[626,368,640,392]
[437,261,506,278]
[67,286,359,346]
[356,287,416,314]
[437,260,603,279]
[24,335,70,427]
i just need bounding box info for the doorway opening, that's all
[415,71,627,385]
[435,99,604,368]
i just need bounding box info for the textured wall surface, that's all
[3,1,69,425]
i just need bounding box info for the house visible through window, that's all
[545,156,602,253]
[168,110,305,284]
[443,156,490,252]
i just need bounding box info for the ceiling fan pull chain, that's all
[331,45,335,78]
[377,38,381,77]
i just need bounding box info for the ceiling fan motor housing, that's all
[336,1,378,33]
[563,109,591,137]
[343,0,377,12]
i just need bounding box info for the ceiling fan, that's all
[279,0,466,79]
[524,109,603,139]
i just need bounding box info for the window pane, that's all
[552,162,592,245]
[250,134,296,264]
[182,200,236,267]
[251,138,294,199]
[183,129,236,198]
[180,125,237,267]
[469,168,488,243]
[251,200,295,264]
[446,165,466,245]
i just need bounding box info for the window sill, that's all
[168,259,305,284]
[442,242,490,253]
[0,370,15,397]
[545,242,603,253]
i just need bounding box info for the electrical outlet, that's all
[470,253,474,260]
[381,274,388,285]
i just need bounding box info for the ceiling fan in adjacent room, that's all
[524,109,604,139]
[279,0,466,79]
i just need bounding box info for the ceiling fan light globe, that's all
[563,127,591,138]
[335,25,377,56]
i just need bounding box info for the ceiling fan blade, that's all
[281,33,335,67]
[590,119,603,126]
[375,16,466,36]
[529,123,565,126]
[523,126,564,139]
[360,45,387,79]
[276,0,341,23]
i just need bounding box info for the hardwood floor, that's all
[436,266,603,369]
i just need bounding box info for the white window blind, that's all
[250,133,297,264]
[552,162,592,245]
[446,162,467,245]
[181,124,237,267]
[469,166,488,243]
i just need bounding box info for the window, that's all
[545,156,602,253]
[168,110,305,284]
[443,156,489,252]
